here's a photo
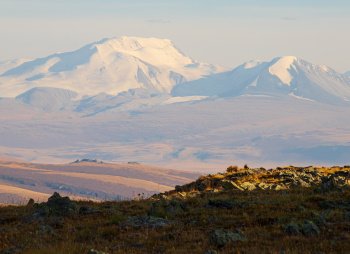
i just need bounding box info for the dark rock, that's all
[46,192,79,216]
[122,216,181,229]
[221,180,244,191]
[27,198,35,207]
[148,199,189,218]
[302,221,320,236]
[198,181,207,191]
[79,206,97,215]
[318,200,350,210]
[313,216,328,228]
[37,225,59,236]
[207,216,218,224]
[209,229,246,247]
[205,251,218,254]
[25,192,78,223]
[283,221,301,236]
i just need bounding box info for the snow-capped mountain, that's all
[345,71,350,77]
[172,56,350,106]
[0,37,228,98]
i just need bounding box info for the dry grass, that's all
[1,184,350,253]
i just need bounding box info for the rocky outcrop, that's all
[152,166,350,200]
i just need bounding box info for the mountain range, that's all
[1,36,350,172]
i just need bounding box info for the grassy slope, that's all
[1,167,350,253]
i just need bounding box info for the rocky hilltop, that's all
[153,165,350,199]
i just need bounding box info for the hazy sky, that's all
[1,0,349,72]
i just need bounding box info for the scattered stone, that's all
[302,221,320,236]
[25,192,79,223]
[221,180,244,191]
[205,250,218,254]
[198,181,207,191]
[283,221,301,236]
[46,192,79,216]
[240,182,257,191]
[37,225,59,236]
[209,229,246,247]
[178,192,187,197]
[27,198,35,207]
[318,200,350,210]
[272,184,287,190]
[257,183,274,190]
[148,199,189,218]
[207,216,218,224]
[313,216,328,228]
[79,206,97,215]
[122,216,181,229]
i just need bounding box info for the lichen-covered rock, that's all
[240,182,257,191]
[123,216,181,229]
[302,221,320,236]
[46,192,79,216]
[272,184,287,190]
[37,225,59,236]
[221,180,244,191]
[148,199,189,218]
[198,181,207,191]
[209,229,246,247]
[283,221,301,236]
[257,183,274,190]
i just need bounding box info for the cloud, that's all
[146,19,171,24]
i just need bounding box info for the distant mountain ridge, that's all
[1,37,350,112]
[0,36,227,98]
[172,56,350,106]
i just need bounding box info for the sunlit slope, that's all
[0,160,201,204]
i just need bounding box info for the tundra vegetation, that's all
[1,165,350,253]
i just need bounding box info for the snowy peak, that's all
[93,36,193,67]
[269,56,298,85]
[172,56,350,106]
[0,36,228,97]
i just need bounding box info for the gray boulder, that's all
[283,221,301,236]
[221,180,244,191]
[302,221,320,236]
[123,216,181,229]
[46,192,79,216]
[209,229,246,247]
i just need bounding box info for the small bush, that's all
[226,165,238,173]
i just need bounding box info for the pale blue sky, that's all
[1,0,349,72]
